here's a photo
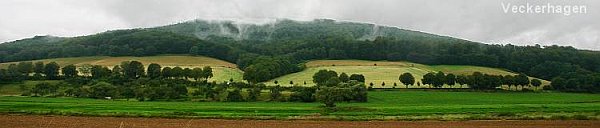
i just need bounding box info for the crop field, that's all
[1,90,598,120]
[0,55,244,82]
[269,60,550,87]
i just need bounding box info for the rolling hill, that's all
[0,55,244,83]
[268,60,550,88]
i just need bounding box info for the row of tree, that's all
[0,61,214,82]
[396,71,542,90]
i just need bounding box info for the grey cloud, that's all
[0,0,598,50]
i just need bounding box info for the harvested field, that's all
[1,115,598,128]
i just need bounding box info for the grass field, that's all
[0,55,244,82]
[269,60,550,88]
[1,90,598,120]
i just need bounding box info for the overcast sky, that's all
[1,0,598,50]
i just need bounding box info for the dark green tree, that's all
[124,61,144,79]
[270,85,282,101]
[226,88,244,102]
[33,61,44,75]
[339,72,349,82]
[399,72,415,88]
[44,62,60,80]
[147,63,162,79]
[349,74,365,83]
[433,71,446,88]
[422,72,435,88]
[515,73,530,90]
[202,66,213,80]
[445,73,456,88]
[316,87,347,107]
[313,69,338,85]
[61,64,78,78]
[531,79,542,90]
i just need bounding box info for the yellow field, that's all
[0,55,243,82]
[269,60,550,88]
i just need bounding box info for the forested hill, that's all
[154,19,462,43]
[1,19,600,89]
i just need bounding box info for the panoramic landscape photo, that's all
[0,0,599,127]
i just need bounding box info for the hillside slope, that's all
[268,60,549,88]
[0,55,243,82]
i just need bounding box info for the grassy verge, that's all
[1,91,599,120]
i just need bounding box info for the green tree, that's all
[247,86,262,101]
[313,70,338,85]
[445,73,456,88]
[17,61,33,75]
[349,74,365,83]
[33,61,44,75]
[6,64,24,82]
[339,72,349,82]
[111,65,122,76]
[399,72,415,88]
[503,75,515,90]
[147,63,162,79]
[422,72,435,88]
[456,75,468,88]
[191,67,203,81]
[316,87,347,107]
[531,79,542,90]
[172,67,184,79]
[161,67,172,78]
[124,61,144,79]
[202,66,213,80]
[270,85,282,101]
[183,68,192,79]
[31,82,58,96]
[433,71,446,88]
[91,65,111,79]
[289,86,316,102]
[226,88,244,102]
[90,82,117,99]
[44,62,60,80]
[61,64,78,78]
[515,73,530,90]
[551,77,567,90]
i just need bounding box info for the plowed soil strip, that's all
[1,115,599,128]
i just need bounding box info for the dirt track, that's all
[1,115,599,128]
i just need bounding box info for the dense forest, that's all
[1,19,600,92]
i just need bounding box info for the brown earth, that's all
[1,114,599,128]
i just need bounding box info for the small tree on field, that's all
[422,72,435,88]
[399,72,415,88]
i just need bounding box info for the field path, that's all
[1,115,598,128]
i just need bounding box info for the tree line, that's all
[395,71,543,91]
